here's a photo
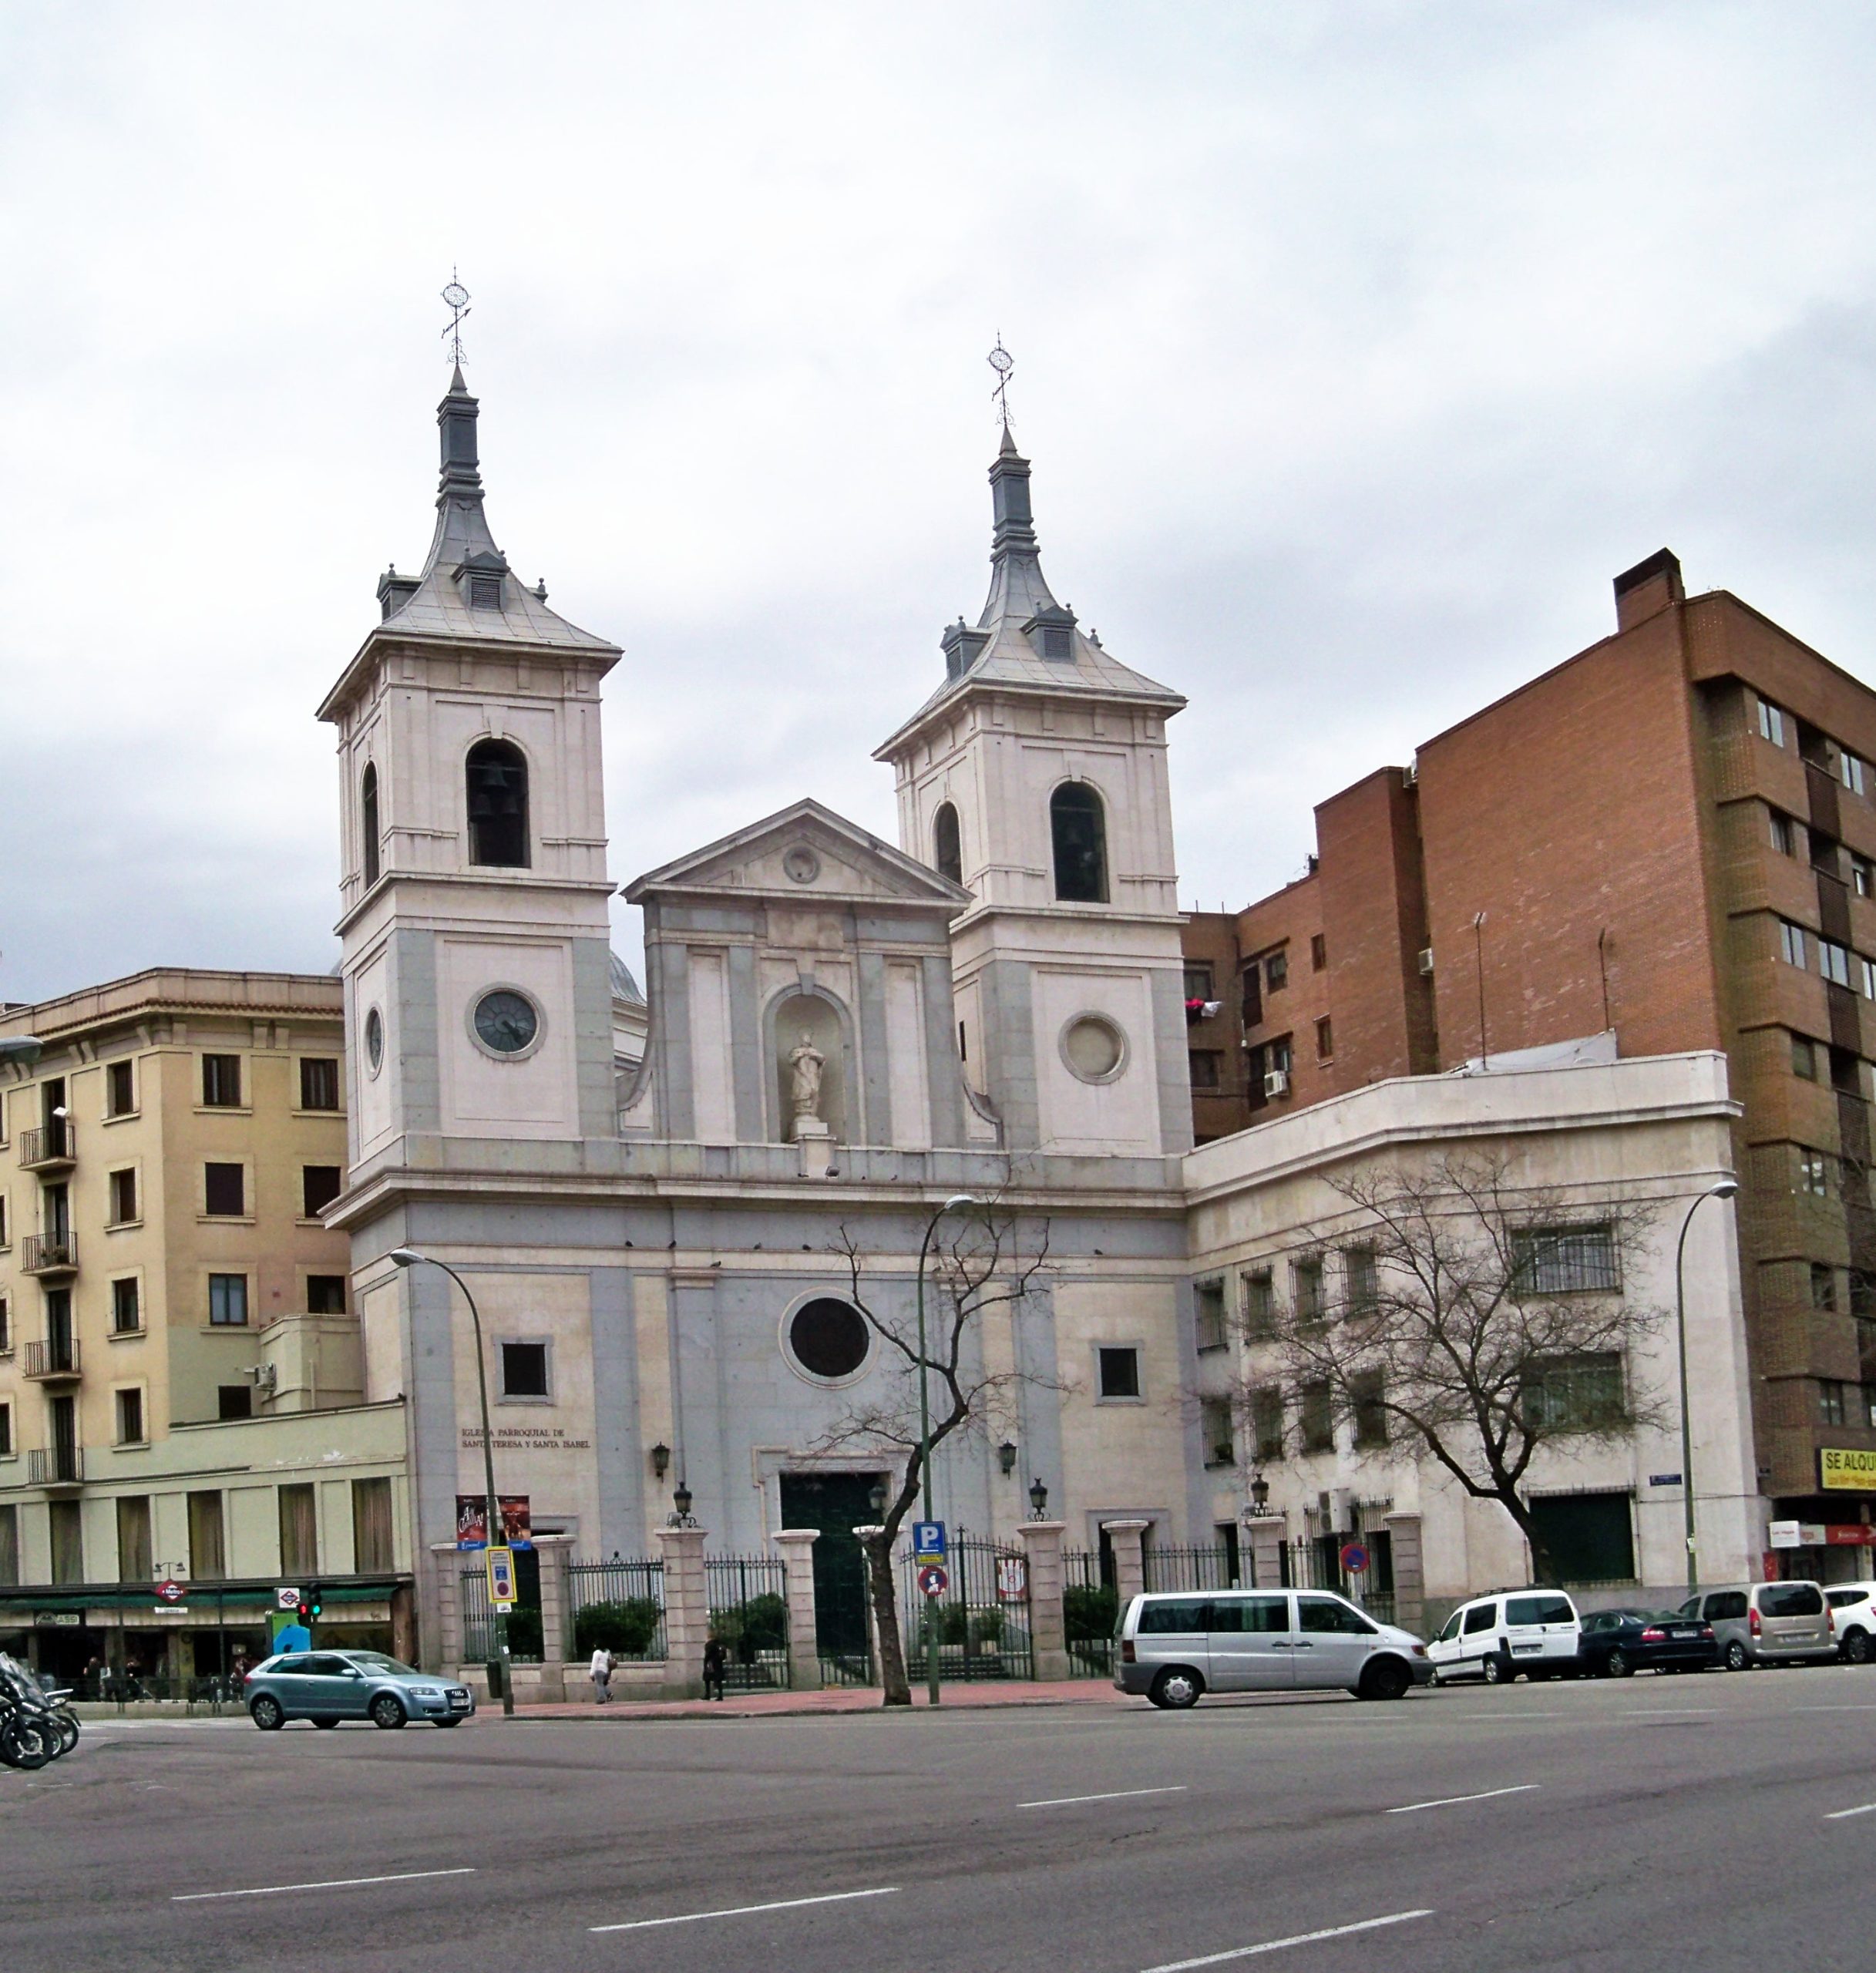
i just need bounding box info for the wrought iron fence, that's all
[705,1552,791,1692]
[461,1564,547,1663]
[1062,1546,1120,1678]
[899,1534,1033,1682]
[566,1555,666,1662]
[1141,1543,1242,1593]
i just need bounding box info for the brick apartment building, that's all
[1183,549,1876,1534]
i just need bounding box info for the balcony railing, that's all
[18,1120,76,1170]
[27,1445,84,1487]
[23,1338,80,1380]
[22,1232,77,1275]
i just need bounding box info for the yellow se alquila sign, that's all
[1820,1447,1876,1491]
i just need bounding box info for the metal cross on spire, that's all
[441,271,472,368]
[988,334,1014,435]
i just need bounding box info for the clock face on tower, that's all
[473,989,540,1055]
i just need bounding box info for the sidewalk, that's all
[512,1678,1132,1722]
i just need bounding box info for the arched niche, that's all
[767,990,852,1145]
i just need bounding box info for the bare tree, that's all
[1241,1155,1669,1586]
[812,1202,1054,1706]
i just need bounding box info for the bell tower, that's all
[318,366,623,1171]
[874,422,1192,1158]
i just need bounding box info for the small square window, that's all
[1188,1050,1222,1091]
[1097,1346,1141,1400]
[108,1168,137,1225]
[300,1058,340,1111]
[500,1341,550,1400]
[1183,962,1215,1000]
[106,1060,135,1117]
[1269,1037,1293,1074]
[1315,1016,1333,1061]
[1266,950,1288,992]
[201,1054,242,1108]
[1310,933,1326,972]
[306,1275,348,1315]
[469,574,503,610]
[301,1165,343,1218]
[208,1274,249,1327]
[116,1387,144,1446]
[217,1385,253,1421]
[111,1278,141,1334]
[1793,1034,1818,1081]
[204,1163,245,1215]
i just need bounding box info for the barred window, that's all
[1343,1245,1378,1315]
[1351,1370,1389,1447]
[1249,1386,1285,1462]
[1242,1269,1276,1339]
[1200,1398,1235,1468]
[1299,1380,1335,1452]
[1293,1256,1326,1324]
[1512,1225,1619,1294]
[1194,1280,1228,1353]
[1521,1352,1626,1430]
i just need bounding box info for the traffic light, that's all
[308,1584,323,1621]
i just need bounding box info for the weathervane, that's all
[988,334,1014,434]
[441,271,472,367]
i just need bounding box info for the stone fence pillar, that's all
[852,1523,886,1680]
[1383,1511,1425,1635]
[429,1541,464,1673]
[1101,1519,1149,1609]
[657,1525,708,1701]
[1242,1514,1287,1592]
[534,1534,573,1665]
[773,1528,822,1691]
[1017,1519,1069,1680]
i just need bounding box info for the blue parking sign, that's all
[913,1520,946,1559]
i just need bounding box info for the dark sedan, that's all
[1578,1607,1719,1678]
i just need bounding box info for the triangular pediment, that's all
[624,798,969,911]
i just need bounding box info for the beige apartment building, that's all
[0,970,415,1685]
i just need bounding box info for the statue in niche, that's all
[788,1030,826,1129]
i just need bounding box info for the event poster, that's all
[456,1494,533,1548]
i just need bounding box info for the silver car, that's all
[1674,1581,1835,1670]
[244,1650,474,1729]
[1115,1588,1433,1707]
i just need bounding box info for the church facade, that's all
[318,371,1205,1657]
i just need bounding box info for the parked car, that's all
[1425,1590,1581,1684]
[1575,1606,1719,1677]
[1674,1582,1835,1670]
[1824,1582,1876,1664]
[1115,1588,1432,1707]
[244,1650,474,1729]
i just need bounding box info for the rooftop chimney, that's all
[1613,548,1685,631]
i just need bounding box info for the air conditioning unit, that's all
[1264,1070,1290,1098]
[246,1363,277,1390]
[1417,948,1434,976]
[1402,764,1418,788]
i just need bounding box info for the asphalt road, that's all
[11,1664,1876,1972]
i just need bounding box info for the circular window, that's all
[1061,1013,1125,1084]
[472,988,540,1057]
[785,1297,870,1382]
[364,1007,384,1076]
[782,844,821,885]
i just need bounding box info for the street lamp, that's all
[1249,1469,1271,1514]
[916,1192,979,1706]
[1027,1477,1049,1520]
[0,1037,44,1070]
[388,1247,513,1718]
[1673,1179,1739,1595]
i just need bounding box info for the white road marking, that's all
[590,1887,899,1932]
[1621,1709,1718,1717]
[175,1867,476,1903]
[1386,1783,1539,1815]
[1141,1907,1435,1969]
[1825,1801,1876,1820]
[1800,1705,1876,1713]
[1019,1784,1189,1809]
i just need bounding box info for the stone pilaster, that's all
[1242,1514,1287,1593]
[1101,1519,1149,1609]
[429,1540,464,1672]
[1016,1519,1069,1679]
[533,1533,573,1665]
[773,1528,823,1691]
[657,1525,709,1701]
[1383,1512,1425,1635]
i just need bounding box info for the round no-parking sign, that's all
[917,1564,949,1597]
[1338,1542,1370,1575]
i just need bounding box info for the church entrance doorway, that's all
[778,1471,883,1682]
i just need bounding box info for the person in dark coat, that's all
[702,1634,726,1702]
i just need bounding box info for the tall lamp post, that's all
[1673,1179,1739,1595]
[915,1193,979,1707]
[389,1247,513,1717]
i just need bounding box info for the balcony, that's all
[22,1232,77,1276]
[18,1120,76,1171]
[23,1338,80,1382]
[27,1446,84,1488]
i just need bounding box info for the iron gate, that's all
[900,1534,1033,1682]
[705,1552,791,1692]
[566,1555,667,1662]
[1062,1546,1120,1678]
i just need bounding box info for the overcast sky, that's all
[6,2,1876,1006]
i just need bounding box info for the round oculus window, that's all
[786,1297,869,1381]
[782,844,821,885]
[474,989,540,1055]
[365,1007,384,1075]
[1061,1014,1125,1082]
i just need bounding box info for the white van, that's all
[1426,1590,1582,1684]
[1115,1588,1433,1707]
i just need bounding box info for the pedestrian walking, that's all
[590,1645,614,1703]
[702,1633,726,1702]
